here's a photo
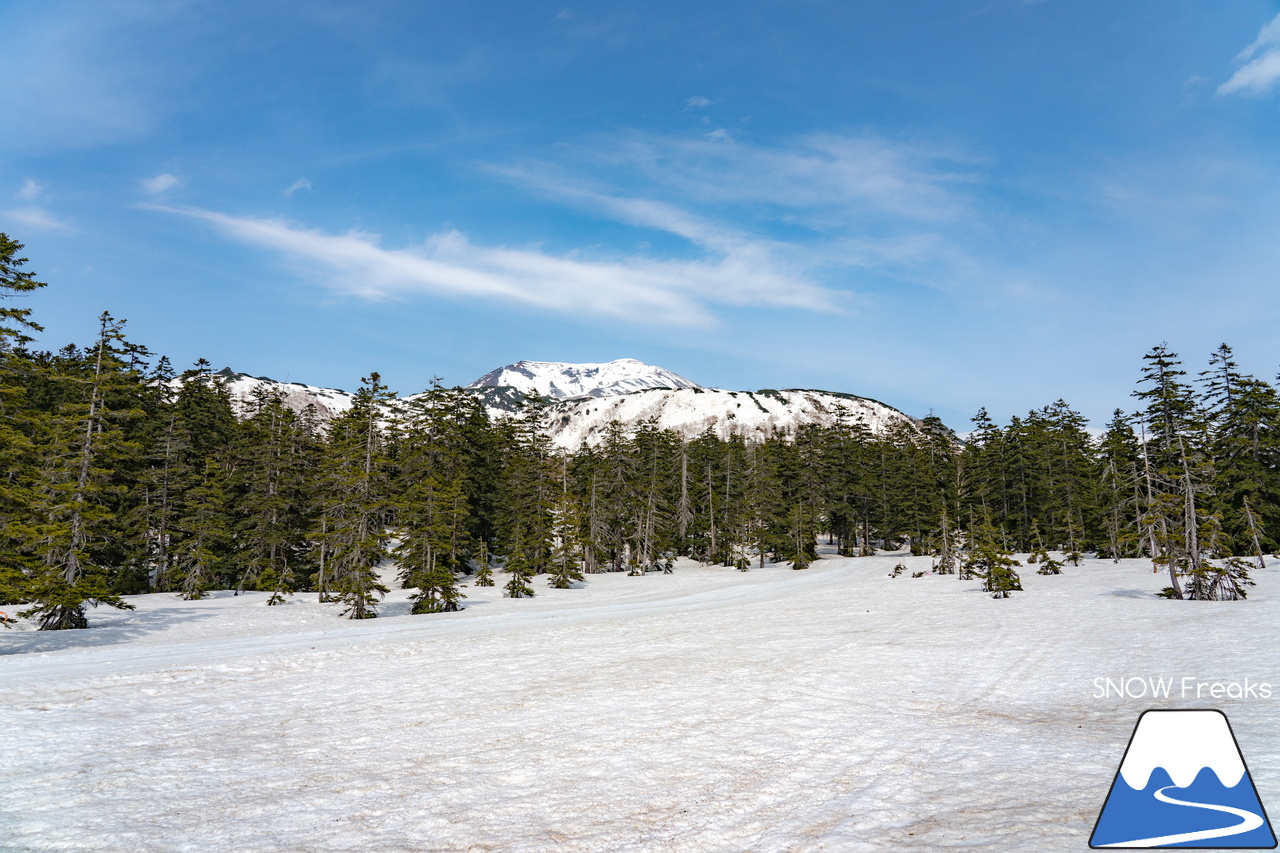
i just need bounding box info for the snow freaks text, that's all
[1093,676,1274,700]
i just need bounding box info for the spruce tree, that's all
[398,476,468,613]
[1097,409,1141,562]
[963,516,1023,599]
[547,468,585,589]
[1133,346,1202,598]
[931,507,958,574]
[0,235,49,604]
[1063,512,1084,566]
[174,458,232,600]
[0,234,47,350]
[21,313,140,628]
[1026,518,1063,574]
[503,537,535,598]
[316,373,394,618]
[495,399,556,578]
[234,387,315,602]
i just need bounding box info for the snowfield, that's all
[543,388,914,450]
[2,555,1277,852]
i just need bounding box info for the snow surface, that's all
[170,370,358,421]
[1118,710,1246,789]
[545,387,916,449]
[466,358,701,401]
[170,367,919,450]
[5,556,1275,852]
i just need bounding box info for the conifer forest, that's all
[2,233,1274,629]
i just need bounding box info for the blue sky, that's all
[3,1,1280,427]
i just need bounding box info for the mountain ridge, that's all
[180,361,922,449]
[466,358,700,400]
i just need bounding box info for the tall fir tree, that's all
[21,313,141,628]
[317,373,394,618]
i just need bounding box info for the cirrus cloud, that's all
[1218,12,1280,96]
[140,173,182,195]
[149,205,841,327]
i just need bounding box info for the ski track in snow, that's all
[1,556,1277,852]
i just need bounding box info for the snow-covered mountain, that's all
[467,358,700,400]
[171,368,358,420]
[543,387,915,449]
[178,364,920,449]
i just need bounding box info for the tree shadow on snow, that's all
[0,605,219,656]
[1105,589,1157,599]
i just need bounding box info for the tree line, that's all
[1,233,1273,629]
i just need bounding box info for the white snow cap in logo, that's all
[1119,710,1247,790]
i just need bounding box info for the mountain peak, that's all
[466,358,701,400]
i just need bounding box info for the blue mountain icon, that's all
[1091,710,1276,848]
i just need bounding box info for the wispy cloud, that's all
[485,131,984,293]
[0,207,71,231]
[553,131,979,228]
[1218,12,1280,96]
[141,173,182,195]
[686,95,711,108]
[4,178,67,230]
[15,179,44,201]
[152,206,839,326]
[485,163,785,258]
[283,178,313,198]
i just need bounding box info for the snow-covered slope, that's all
[544,387,916,449]
[467,358,700,400]
[173,368,358,420]
[4,557,1277,852]
[176,365,920,447]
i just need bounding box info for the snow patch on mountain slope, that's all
[467,358,700,400]
[544,387,916,449]
[205,369,357,419]
[176,367,920,448]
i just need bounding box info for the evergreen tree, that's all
[21,313,140,628]
[931,507,959,574]
[1199,345,1280,555]
[473,552,495,587]
[1063,512,1084,566]
[503,540,535,598]
[495,400,556,577]
[1097,409,1141,562]
[0,235,49,603]
[317,373,394,618]
[398,475,468,613]
[963,515,1023,599]
[394,381,476,614]
[1026,518,1062,574]
[1133,345,1203,598]
[0,234,47,349]
[234,387,316,602]
[547,463,586,589]
[173,459,232,600]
